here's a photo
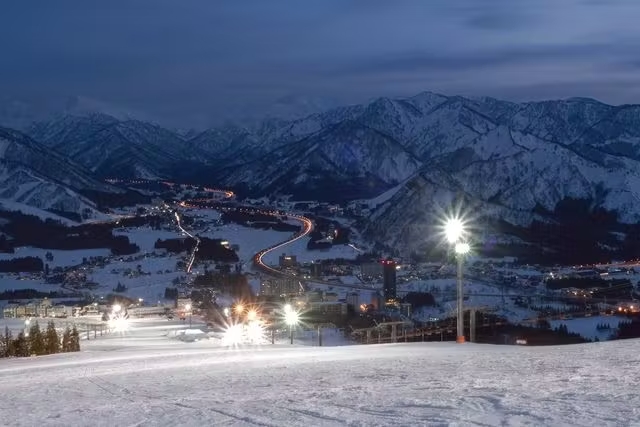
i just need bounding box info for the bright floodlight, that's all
[284,303,292,313]
[247,309,258,321]
[246,320,265,343]
[455,242,471,255]
[109,313,129,333]
[285,310,299,326]
[112,304,122,313]
[235,304,244,314]
[223,324,244,346]
[223,307,230,317]
[445,218,465,243]
[185,304,192,311]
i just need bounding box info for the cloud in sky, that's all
[2,0,640,127]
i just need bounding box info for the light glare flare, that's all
[455,242,471,255]
[246,320,266,344]
[223,324,244,346]
[109,313,130,333]
[285,310,299,326]
[445,218,465,243]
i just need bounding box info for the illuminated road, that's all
[173,211,199,274]
[252,214,313,276]
[176,193,315,280]
[180,197,381,290]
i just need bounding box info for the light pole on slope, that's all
[445,218,471,344]
[284,304,299,345]
[185,304,192,328]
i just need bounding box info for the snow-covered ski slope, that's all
[0,333,638,426]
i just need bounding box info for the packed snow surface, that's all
[0,328,638,426]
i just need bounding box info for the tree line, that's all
[0,288,75,300]
[498,197,640,265]
[0,210,139,255]
[192,272,252,300]
[0,322,80,358]
[0,256,43,273]
[155,237,238,262]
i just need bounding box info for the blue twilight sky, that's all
[2,0,640,127]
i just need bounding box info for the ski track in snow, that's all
[0,339,639,426]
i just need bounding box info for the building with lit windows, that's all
[279,254,297,267]
[382,258,397,301]
[308,301,348,316]
[260,278,304,297]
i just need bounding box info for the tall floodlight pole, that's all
[284,304,299,345]
[455,242,470,343]
[445,218,470,344]
[185,304,192,328]
[24,318,31,337]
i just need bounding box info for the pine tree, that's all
[45,321,60,354]
[1,326,13,357]
[13,332,29,357]
[28,322,45,356]
[70,325,80,352]
[62,327,72,352]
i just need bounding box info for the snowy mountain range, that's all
[1,90,640,255]
[195,93,640,209]
[0,126,121,219]
[29,113,208,180]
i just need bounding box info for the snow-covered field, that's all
[0,324,638,426]
[262,233,361,264]
[0,247,111,268]
[87,253,184,303]
[202,223,289,265]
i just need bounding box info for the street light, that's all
[112,304,122,314]
[284,308,299,345]
[445,217,465,244]
[185,303,192,328]
[235,303,244,315]
[445,217,470,344]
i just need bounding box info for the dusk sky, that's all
[3,0,640,127]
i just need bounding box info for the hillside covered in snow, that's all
[22,93,640,222]
[0,334,638,426]
[0,126,124,219]
[2,91,640,259]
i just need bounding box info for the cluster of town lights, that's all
[222,302,301,346]
[223,303,267,346]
